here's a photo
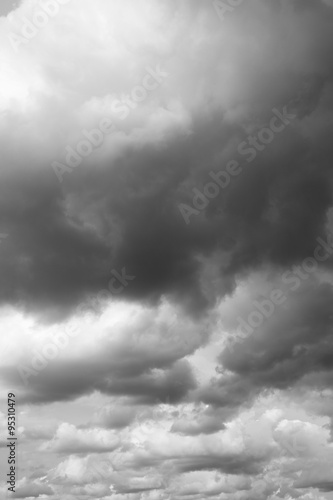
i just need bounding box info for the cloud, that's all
[49,454,114,485]
[1,0,333,499]
[90,403,137,429]
[13,478,54,498]
[41,422,120,454]
[170,406,225,436]
[1,0,333,322]
[194,275,333,412]
[0,300,202,404]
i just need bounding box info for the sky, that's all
[1,0,333,499]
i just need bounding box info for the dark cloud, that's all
[216,279,333,397]
[1,0,333,322]
[2,348,197,405]
[1,1,333,498]
[169,454,266,476]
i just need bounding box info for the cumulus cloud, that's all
[1,0,333,499]
[1,0,333,322]
[0,300,202,404]
[41,422,120,454]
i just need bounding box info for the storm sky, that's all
[1,0,333,499]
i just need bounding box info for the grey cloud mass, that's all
[1,0,333,499]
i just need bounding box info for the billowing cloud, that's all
[41,423,120,454]
[1,0,333,322]
[1,0,333,499]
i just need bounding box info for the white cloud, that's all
[41,422,120,453]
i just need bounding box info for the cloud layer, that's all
[1,0,333,499]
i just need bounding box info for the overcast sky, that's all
[1,0,333,499]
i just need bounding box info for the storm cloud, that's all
[1,0,333,499]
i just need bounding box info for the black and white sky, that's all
[1,0,333,499]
